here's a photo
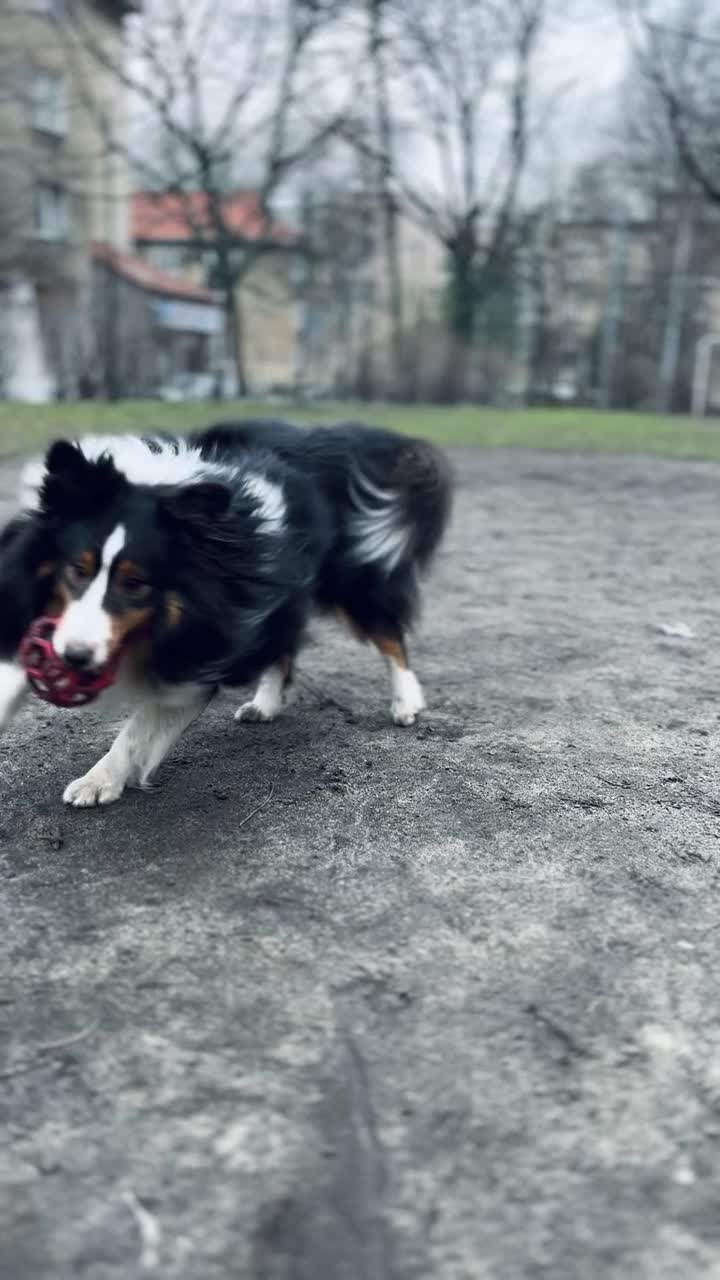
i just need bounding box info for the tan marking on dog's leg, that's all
[370,632,426,726]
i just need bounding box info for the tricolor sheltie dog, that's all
[0,420,452,807]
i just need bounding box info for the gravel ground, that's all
[2,447,720,1279]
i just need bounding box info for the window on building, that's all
[34,182,69,240]
[31,71,67,135]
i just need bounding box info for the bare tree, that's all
[366,0,405,392]
[605,42,709,412]
[345,0,546,399]
[625,0,720,206]
[60,0,352,394]
[295,166,378,395]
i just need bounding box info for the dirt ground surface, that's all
[2,447,720,1279]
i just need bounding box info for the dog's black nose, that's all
[63,645,94,671]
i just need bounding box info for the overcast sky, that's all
[543,7,629,127]
[524,5,630,194]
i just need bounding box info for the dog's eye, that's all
[69,560,92,583]
[123,576,151,598]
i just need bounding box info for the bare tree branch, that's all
[624,0,720,205]
[56,0,352,393]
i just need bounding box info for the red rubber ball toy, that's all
[19,617,119,708]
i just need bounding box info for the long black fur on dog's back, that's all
[194,418,453,573]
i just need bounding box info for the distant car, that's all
[155,372,216,402]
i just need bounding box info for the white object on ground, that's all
[656,622,695,640]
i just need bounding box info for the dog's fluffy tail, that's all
[394,436,453,569]
[346,429,453,576]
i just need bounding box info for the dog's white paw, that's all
[235,667,288,724]
[392,704,420,727]
[391,670,426,727]
[63,767,125,807]
[234,700,277,723]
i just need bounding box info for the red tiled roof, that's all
[131,191,297,247]
[92,242,216,304]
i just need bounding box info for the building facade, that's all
[92,242,223,399]
[131,191,300,395]
[0,0,137,399]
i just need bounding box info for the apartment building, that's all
[0,0,137,399]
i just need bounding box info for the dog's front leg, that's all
[63,687,209,808]
[0,662,28,733]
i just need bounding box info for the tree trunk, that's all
[380,196,404,397]
[597,216,628,410]
[368,0,404,396]
[438,341,469,404]
[222,280,247,398]
[441,230,476,401]
[103,267,120,401]
[657,203,694,415]
[212,229,248,398]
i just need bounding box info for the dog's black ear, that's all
[164,482,232,524]
[41,440,91,512]
[46,439,87,478]
[41,440,123,515]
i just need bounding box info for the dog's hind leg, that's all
[370,631,426,727]
[336,589,426,727]
[235,656,294,724]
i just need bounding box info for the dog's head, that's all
[36,440,232,674]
